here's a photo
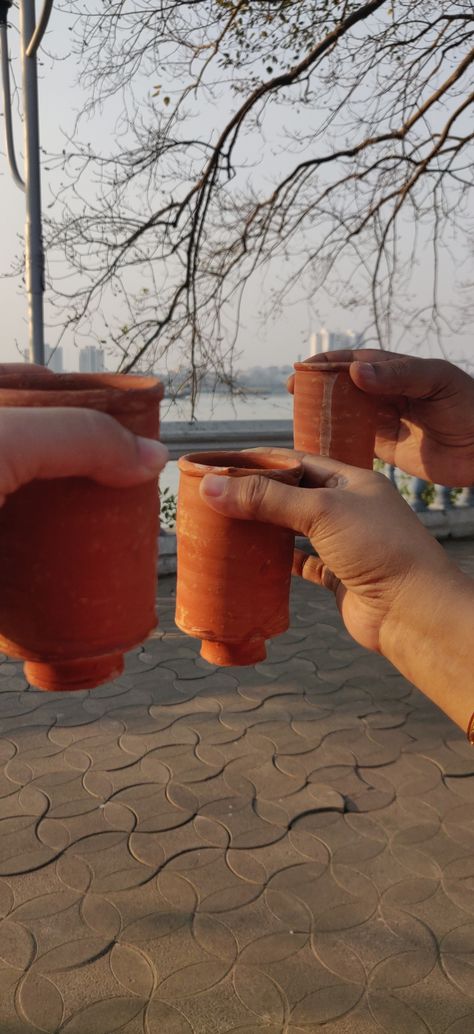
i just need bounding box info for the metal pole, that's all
[19,0,44,364]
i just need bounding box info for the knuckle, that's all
[239,474,270,518]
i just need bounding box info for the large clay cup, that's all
[293,361,377,468]
[0,371,163,691]
[175,450,302,665]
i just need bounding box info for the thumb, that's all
[200,472,331,540]
[350,356,457,400]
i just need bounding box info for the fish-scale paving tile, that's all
[291,713,362,747]
[62,830,150,895]
[397,819,474,880]
[363,903,438,994]
[415,740,474,778]
[289,810,350,862]
[327,727,407,768]
[255,655,317,680]
[49,974,146,1034]
[276,741,357,783]
[0,806,70,878]
[443,773,474,808]
[344,767,397,814]
[240,719,314,757]
[442,855,474,918]
[442,801,474,853]
[265,627,318,658]
[268,849,379,934]
[379,754,445,801]
[330,814,388,873]
[295,644,364,674]
[401,775,474,835]
[440,921,474,1001]
[239,835,329,889]
[151,742,224,785]
[108,780,197,834]
[218,703,292,738]
[199,795,285,851]
[263,783,345,826]
[387,821,448,883]
[163,850,264,917]
[391,966,474,1034]
[242,758,306,802]
[344,671,414,703]
[172,710,246,747]
[250,939,365,1027]
[121,718,198,759]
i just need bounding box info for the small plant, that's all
[160,486,177,529]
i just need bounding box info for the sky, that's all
[0,4,472,373]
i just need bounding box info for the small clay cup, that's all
[293,361,377,468]
[175,450,302,665]
[0,371,163,691]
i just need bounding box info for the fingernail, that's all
[137,436,168,472]
[202,474,227,497]
[355,362,376,384]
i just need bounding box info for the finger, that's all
[244,446,355,488]
[0,408,168,500]
[292,549,341,593]
[350,355,458,399]
[288,349,401,396]
[296,348,398,366]
[200,469,338,539]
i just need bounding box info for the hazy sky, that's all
[0,5,471,372]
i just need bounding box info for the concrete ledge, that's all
[416,509,451,540]
[447,507,474,539]
[161,419,293,459]
[158,529,177,576]
[417,507,474,541]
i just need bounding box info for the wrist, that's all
[379,557,474,735]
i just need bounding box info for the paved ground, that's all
[0,541,473,1034]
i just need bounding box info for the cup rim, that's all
[178,449,302,482]
[294,361,351,373]
[0,371,164,405]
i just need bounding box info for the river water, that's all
[160,390,293,502]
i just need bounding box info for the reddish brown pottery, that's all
[0,371,163,691]
[293,361,377,468]
[175,450,302,666]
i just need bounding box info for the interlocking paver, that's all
[0,538,473,1031]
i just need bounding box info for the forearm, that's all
[381,562,474,737]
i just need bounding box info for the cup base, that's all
[200,638,266,667]
[24,652,124,692]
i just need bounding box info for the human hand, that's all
[0,406,168,506]
[200,450,454,654]
[288,350,474,486]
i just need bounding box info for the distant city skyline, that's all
[78,346,105,374]
[309,327,365,354]
[27,329,363,378]
[44,344,64,373]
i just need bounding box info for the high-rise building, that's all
[309,327,363,353]
[44,345,63,372]
[79,346,105,373]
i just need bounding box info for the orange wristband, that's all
[468,713,474,745]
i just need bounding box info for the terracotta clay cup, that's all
[293,361,377,468]
[0,371,163,691]
[175,450,302,666]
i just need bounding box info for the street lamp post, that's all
[0,0,54,365]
